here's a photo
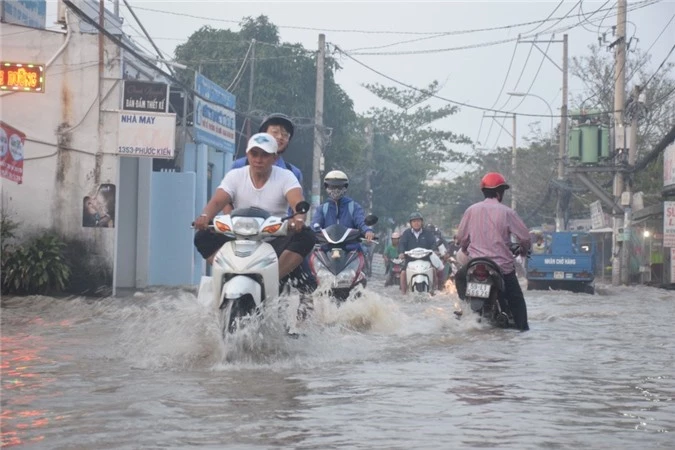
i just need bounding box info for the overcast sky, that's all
[48,1,675,178]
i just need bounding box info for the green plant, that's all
[1,233,71,295]
[1,213,19,253]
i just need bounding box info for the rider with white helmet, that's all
[311,170,375,240]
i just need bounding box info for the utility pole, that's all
[555,34,569,232]
[311,34,326,209]
[365,120,374,212]
[246,39,255,141]
[620,84,642,284]
[511,113,517,210]
[611,0,627,286]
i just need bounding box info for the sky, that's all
[46,1,675,179]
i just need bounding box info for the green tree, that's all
[173,17,358,195]
[358,82,472,225]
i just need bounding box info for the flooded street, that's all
[1,281,674,449]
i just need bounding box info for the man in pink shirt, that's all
[455,172,531,331]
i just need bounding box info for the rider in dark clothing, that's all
[397,212,446,293]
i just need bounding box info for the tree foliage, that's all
[358,82,472,224]
[173,17,358,194]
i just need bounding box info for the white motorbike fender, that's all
[407,259,434,292]
[209,240,279,310]
[220,275,263,309]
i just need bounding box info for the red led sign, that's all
[0,62,45,92]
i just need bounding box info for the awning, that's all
[589,227,613,233]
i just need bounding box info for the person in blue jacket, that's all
[231,113,303,184]
[311,170,375,240]
[312,170,375,275]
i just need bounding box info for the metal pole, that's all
[311,34,326,210]
[246,39,255,141]
[555,34,568,232]
[96,0,105,185]
[620,85,641,284]
[365,119,374,212]
[511,113,517,210]
[611,0,627,286]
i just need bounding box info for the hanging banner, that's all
[664,201,675,248]
[116,111,176,159]
[193,73,235,153]
[0,121,24,184]
[664,143,675,188]
[123,80,168,112]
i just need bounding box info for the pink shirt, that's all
[456,198,531,274]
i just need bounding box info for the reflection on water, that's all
[1,284,674,448]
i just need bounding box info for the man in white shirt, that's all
[193,132,315,282]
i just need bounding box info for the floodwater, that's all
[1,279,674,449]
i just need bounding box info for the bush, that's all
[2,233,71,295]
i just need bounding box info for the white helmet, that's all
[391,232,401,239]
[324,170,349,188]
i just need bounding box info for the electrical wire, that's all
[643,43,675,88]
[226,40,254,91]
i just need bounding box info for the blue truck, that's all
[526,231,596,294]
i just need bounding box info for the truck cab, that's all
[526,231,595,294]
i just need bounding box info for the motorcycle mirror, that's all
[364,214,378,226]
[295,201,310,214]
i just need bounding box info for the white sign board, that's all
[664,142,675,187]
[664,201,675,248]
[116,111,176,159]
[590,200,605,229]
[671,248,675,283]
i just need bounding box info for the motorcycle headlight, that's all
[232,217,260,236]
[334,257,361,286]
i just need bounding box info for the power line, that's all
[643,43,675,88]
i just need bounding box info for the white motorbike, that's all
[196,201,310,339]
[404,247,436,294]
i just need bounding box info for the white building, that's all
[1,0,211,295]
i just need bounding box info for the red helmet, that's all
[480,172,510,190]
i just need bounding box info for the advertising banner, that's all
[664,142,675,188]
[590,200,605,229]
[117,111,176,159]
[0,121,24,184]
[1,0,46,29]
[123,80,168,112]
[193,73,236,153]
[664,201,675,248]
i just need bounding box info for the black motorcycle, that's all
[456,243,527,328]
[308,216,378,302]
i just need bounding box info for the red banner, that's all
[0,121,25,184]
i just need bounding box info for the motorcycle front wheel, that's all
[220,294,257,336]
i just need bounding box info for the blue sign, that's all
[1,0,46,29]
[193,73,236,153]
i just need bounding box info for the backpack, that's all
[322,200,355,223]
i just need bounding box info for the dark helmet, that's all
[408,211,424,222]
[480,172,510,190]
[259,113,294,139]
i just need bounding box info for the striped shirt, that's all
[456,198,531,274]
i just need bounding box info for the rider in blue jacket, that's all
[312,170,375,274]
[311,170,375,240]
[231,113,303,184]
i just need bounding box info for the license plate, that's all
[554,271,564,279]
[466,282,491,298]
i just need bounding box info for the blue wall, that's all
[148,171,196,286]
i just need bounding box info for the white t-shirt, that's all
[217,165,301,217]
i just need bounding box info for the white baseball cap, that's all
[246,132,278,154]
